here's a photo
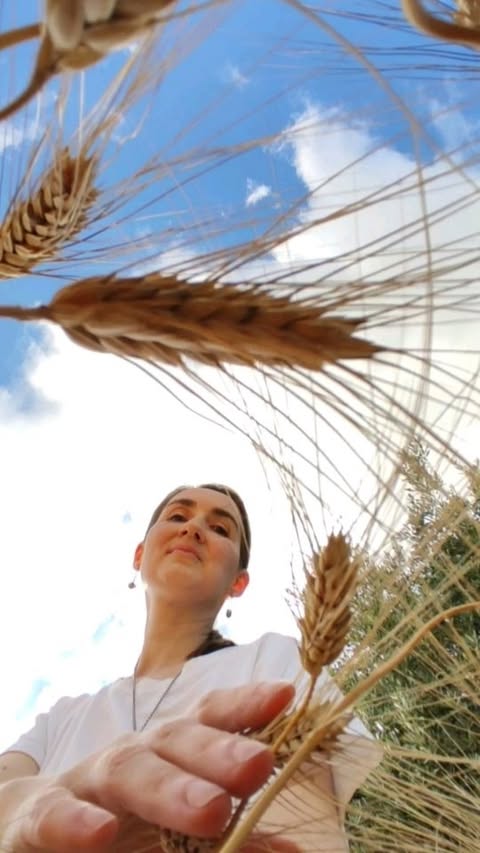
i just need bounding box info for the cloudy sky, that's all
[1,1,479,751]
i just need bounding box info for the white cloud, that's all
[245,179,272,207]
[225,63,249,89]
[0,119,39,153]
[426,80,480,151]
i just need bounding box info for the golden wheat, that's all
[298,533,359,680]
[456,0,480,26]
[402,0,480,45]
[0,150,98,280]
[0,273,380,370]
[251,700,352,770]
[45,0,177,56]
[0,0,179,121]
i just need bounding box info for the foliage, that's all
[344,443,480,851]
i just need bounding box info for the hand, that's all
[1,681,299,852]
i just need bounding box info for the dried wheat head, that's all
[299,533,360,679]
[0,273,381,371]
[251,699,352,769]
[0,0,177,120]
[455,0,480,27]
[402,0,480,46]
[0,150,98,280]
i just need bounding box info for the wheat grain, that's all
[0,150,98,280]
[0,273,380,370]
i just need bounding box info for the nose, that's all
[180,517,205,542]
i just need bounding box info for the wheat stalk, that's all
[0,274,380,371]
[402,0,480,46]
[0,149,98,280]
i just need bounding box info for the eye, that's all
[167,512,187,523]
[212,523,229,538]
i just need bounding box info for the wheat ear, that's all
[270,533,359,757]
[0,150,98,280]
[252,699,352,769]
[0,274,380,371]
[298,533,359,680]
[402,0,480,46]
[0,0,177,121]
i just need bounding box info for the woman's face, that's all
[134,487,249,609]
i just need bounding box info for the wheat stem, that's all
[0,306,49,322]
[0,23,40,51]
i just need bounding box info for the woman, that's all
[0,484,380,851]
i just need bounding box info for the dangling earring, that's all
[226,607,232,618]
[128,574,137,589]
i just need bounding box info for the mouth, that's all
[167,546,200,560]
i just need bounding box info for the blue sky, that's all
[1,1,480,748]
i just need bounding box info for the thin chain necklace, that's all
[132,666,183,732]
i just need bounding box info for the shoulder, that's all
[235,632,301,680]
[250,631,298,655]
[45,680,121,721]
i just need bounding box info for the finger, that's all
[196,682,296,733]
[147,718,273,798]
[13,785,118,852]
[91,747,231,838]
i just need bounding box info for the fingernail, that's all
[257,680,294,696]
[256,681,295,705]
[185,779,224,808]
[231,738,268,763]
[77,804,115,832]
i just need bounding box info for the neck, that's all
[135,596,215,678]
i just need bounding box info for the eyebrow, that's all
[166,498,240,531]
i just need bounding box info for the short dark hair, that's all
[144,483,251,569]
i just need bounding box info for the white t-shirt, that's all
[7,632,381,808]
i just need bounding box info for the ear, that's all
[229,570,249,598]
[133,542,144,571]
